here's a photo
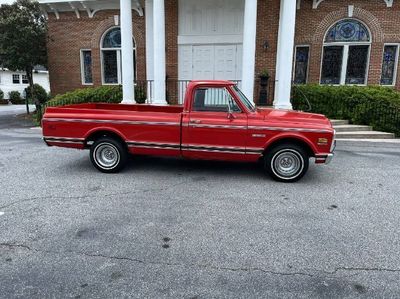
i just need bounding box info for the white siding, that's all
[0,70,50,100]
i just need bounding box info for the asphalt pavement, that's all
[0,109,400,298]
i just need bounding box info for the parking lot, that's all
[1,114,400,298]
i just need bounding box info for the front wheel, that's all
[90,137,128,173]
[264,143,309,182]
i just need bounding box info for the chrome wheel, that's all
[94,143,120,170]
[271,149,304,180]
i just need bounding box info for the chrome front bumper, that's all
[316,140,335,165]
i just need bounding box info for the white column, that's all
[145,0,154,102]
[120,0,135,103]
[274,0,297,110]
[241,0,258,102]
[153,0,167,104]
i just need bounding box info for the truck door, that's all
[181,86,248,161]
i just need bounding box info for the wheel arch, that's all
[263,134,316,158]
[84,127,127,149]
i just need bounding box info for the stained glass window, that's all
[81,50,93,84]
[381,45,399,85]
[102,28,121,48]
[321,46,343,84]
[294,46,309,84]
[321,19,371,85]
[101,27,136,84]
[325,19,370,43]
[103,50,119,84]
[346,45,369,84]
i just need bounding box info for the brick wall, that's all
[295,0,400,88]
[255,0,281,104]
[47,0,400,98]
[47,10,146,96]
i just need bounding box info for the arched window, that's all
[321,19,371,85]
[101,27,136,84]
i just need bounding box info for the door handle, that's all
[190,119,202,124]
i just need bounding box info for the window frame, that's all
[293,45,310,84]
[320,19,372,86]
[80,49,93,85]
[21,74,29,84]
[380,43,400,87]
[100,26,137,85]
[192,87,242,113]
[12,74,20,84]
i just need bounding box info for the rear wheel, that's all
[264,143,309,182]
[90,137,127,173]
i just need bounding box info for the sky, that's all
[0,0,15,4]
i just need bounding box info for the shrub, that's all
[25,84,48,104]
[0,89,7,105]
[135,87,147,104]
[45,85,123,108]
[38,85,123,123]
[292,84,400,137]
[9,91,24,104]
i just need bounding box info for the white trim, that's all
[312,0,325,9]
[339,45,349,85]
[380,43,400,86]
[384,0,393,7]
[68,2,80,18]
[47,3,60,19]
[274,0,297,110]
[348,5,354,17]
[177,35,243,45]
[153,0,167,104]
[80,49,93,85]
[241,0,258,101]
[293,45,310,84]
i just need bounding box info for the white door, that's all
[179,44,241,80]
[178,44,242,103]
[192,45,215,79]
[214,45,237,79]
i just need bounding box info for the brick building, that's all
[39,0,400,108]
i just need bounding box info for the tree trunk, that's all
[25,67,35,115]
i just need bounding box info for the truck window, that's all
[193,87,241,112]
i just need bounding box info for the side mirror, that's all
[227,99,235,120]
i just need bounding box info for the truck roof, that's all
[188,80,237,87]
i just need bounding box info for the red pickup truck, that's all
[42,80,335,182]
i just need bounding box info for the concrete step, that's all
[333,124,373,132]
[336,131,396,139]
[330,119,349,125]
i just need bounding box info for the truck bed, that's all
[45,103,184,115]
[42,103,184,155]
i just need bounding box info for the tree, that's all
[0,0,47,114]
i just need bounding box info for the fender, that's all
[262,132,318,155]
[84,126,128,144]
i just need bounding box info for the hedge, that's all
[292,84,400,137]
[45,85,123,108]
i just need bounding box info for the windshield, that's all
[233,86,256,112]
